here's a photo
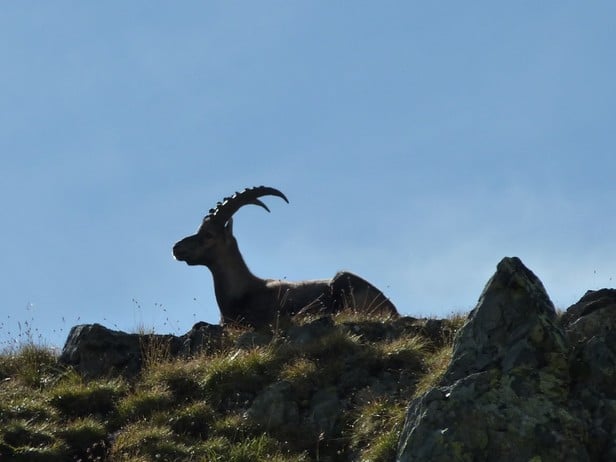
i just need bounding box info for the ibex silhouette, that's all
[173,186,398,327]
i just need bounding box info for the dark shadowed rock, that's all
[286,316,336,345]
[397,257,588,462]
[565,290,616,460]
[308,386,341,437]
[181,321,224,354]
[235,330,273,349]
[340,316,455,348]
[245,381,300,430]
[59,322,223,378]
[59,324,145,379]
[562,288,616,344]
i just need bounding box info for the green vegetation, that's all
[0,310,465,461]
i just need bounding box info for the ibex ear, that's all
[224,218,234,237]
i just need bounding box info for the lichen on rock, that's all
[397,257,595,462]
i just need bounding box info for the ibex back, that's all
[173,186,398,327]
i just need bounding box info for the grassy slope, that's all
[0,311,465,462]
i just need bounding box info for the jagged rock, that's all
[59,322,223,378]
[397,257,588,462]
[562,288,616,344]
[235,330,273,350]
[181,321,224,354]
[309,386,341,437]
[286,316,336,345]
[566,290,616,460]
[444,256,567,384]
[246,378,342,456]
[59,324,147,378]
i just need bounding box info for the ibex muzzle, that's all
[173,186,398,327]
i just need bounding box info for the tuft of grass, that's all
[6,441,69,462]
[350,399,408,462]
[298,329,365,362]
[2,420,55,448]
[304,330,381,392]
[226,434,308,462]
[197,434,310,462]
[0,381,58,424]
[142,358,207,402]
[202,347,280,407]
[378,335,427,370]
[48,377,127,418]
[211,412,258,441]
[279,357,318,381]
[332,307,399,325]
[278,357,319,399]
[55,417,108,461]
[116,384,174,422]
[110,421,191,462]
[441,311,467,344]
[194,436,231,460]
[167,401,215,438]
[223,322,260,346]
[413,343,454,398]
[138,332,174,370]
[361,426,402,462]
[0,344,60,388]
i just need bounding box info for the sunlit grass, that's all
[350,398,408,462]
[0,308,464,461]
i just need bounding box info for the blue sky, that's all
[1,2,615,348]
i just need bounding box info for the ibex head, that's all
[172,186,289,267]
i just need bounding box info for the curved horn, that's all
[206,186,289,225]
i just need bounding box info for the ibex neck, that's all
[210,251,263,310]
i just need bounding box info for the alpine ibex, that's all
[173,186,398,327]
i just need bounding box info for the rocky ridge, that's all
[52,256,616,461]
[397,257,616,462]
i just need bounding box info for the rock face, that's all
[397,257,616,462]
[59,322,223,378]
[563,288,616,461]
[562,288,616,344]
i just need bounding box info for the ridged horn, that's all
[206,186,289,225]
